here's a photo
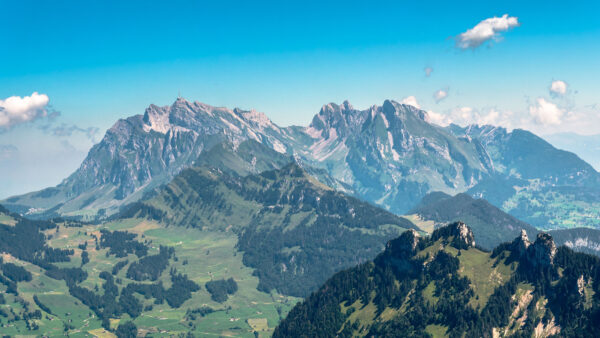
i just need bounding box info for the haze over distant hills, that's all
[544,132,600,171]
[4,97,600,230]
[408,191,600,256]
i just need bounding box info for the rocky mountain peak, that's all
[143,104,171,133]
[386,229,421,259]
[382,99,428,121]
[431,221,476,249]
[527,232,557,267]
[341,100,353,111]
[453,221,476,248]
[274,162,307,179]
[511,229,532,256]
[307,101,362,140]
[173,96,189,105]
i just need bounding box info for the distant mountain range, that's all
[4,97,600,230]
[275,222,600,337]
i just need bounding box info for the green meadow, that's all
[2,218,299,337]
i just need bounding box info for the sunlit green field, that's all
[2,218,299,337]
[504,187,600,229]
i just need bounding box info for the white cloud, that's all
[550,80,568,96]
[0,92,50,129]
[425,110,450,126]
[400,96,421,109]
[434,89,449,103]
[424,67,433,77]
[425,106,517,129]
[529,97,564,125]
[456,14,519,49]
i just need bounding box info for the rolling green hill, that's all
[0,162,418,336]
[275,222,600,337]
[122,162,418,297]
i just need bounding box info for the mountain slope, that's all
[451,125,599,186]
[121,162,418,297]
[408,192,538,250]
[450,125,600,229]
[195,139,292,177]
[548,227,600,257]
[275,222,600,337]
[0,161,418,336]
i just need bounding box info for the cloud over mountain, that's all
[0,92,50,129]
[456,14,519,49]
[400,95,420,109]
[425,106,515,130]
[529,97,564,125]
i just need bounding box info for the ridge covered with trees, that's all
[275,222,600,337]
[121,162,419,297]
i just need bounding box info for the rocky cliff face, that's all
[296,100,494,214]
[508,230,558,267]
[4,98,295,217]
[511,229,531,256]
[528,233,557,267]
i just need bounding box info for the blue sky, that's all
[1,0,600,197]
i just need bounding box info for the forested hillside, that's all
[123,162,418,297]
[276,222,600,337]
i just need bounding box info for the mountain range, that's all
[2,96,600,336]
[4,98,600,231]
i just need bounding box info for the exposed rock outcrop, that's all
[511,229,531,256]
[431,221,476,249]
[527,233,557,267]
[386,229,420,259]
